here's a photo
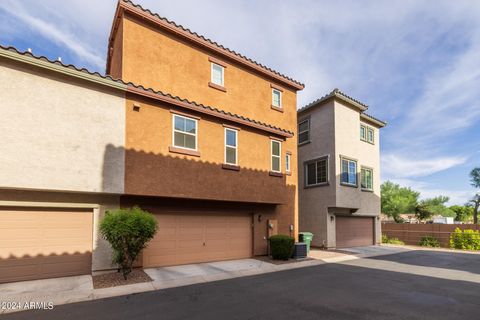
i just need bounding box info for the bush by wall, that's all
[382,233,405,245]
[450,228,480,250]
[100,206,158,279]
[419,235,440,247]
[269,235,294,260]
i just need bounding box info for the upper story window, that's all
[173,114,197,150]
[211,63,224,87]
[271,139,281,173]
[360,124,374,144]
[305,156,328,187]
[340,157,357,186]
[298,118,310,145]
[272,89,282,108]
[285,153,291,174]
[361,167,373,191]
[224,128,238,165]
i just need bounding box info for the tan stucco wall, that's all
[0,59,126,194]
[298,98,382,247]
[0,189,119,271]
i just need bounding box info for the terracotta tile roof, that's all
[0,45,294,137]
[112,0,304,90]
[361,112,387,127]
[298,88,369,113]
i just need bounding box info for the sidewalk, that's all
[0,245,402,314]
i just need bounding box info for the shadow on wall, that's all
[102,143,296,205]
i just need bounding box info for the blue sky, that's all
[1,0,479,205]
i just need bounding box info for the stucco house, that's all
[297,89,386,248]
[0,0,303,284]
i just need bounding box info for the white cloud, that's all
[382,154,467,178]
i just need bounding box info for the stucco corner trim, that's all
[208,82,227,92]
[169,146,201,157]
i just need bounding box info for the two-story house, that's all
[297,89,386,248]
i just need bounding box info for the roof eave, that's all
[360,113,387,128]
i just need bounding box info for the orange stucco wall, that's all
[109,9,300,247]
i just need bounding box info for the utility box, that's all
[292,242,307,259]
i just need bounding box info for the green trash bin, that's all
[299,232,314,253]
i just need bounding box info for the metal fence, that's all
[382,223,480,247]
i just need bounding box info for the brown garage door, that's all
[336,216,374,248]
[0,207,93,283]
[144,212,252,267]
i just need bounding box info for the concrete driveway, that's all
[3,246,479,320]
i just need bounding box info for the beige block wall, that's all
[0,59,125,194]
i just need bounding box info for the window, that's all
[367,128,374,144]
[272,89,282,108]
[298,119,310,144]
[360,125,367,141]
[211,63,224,86]
[285,153,291,174]
[360,124,374,144]
[341,157,357,186]
[361,167,373,191]
[305,157,328,186]
[224,128,237,165]
[271,140,281,172]
[173,114,197,150]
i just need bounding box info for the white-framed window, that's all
[285,153,291,173]
[305,157,328,186]
[298,119,310,144]
[361,167,373,191]
[340,157,357,186]
[211,63,224,86]
[360,124,367,141]
[367,128,374,144]
[272,89,282,108]
[224,128,238,165]
[172,114,197,150]
[271,139,281,172]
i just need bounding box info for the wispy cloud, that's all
[382,154,467,178]
[0,0,105,68]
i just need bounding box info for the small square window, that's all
[272,89,282,108]
[305,157,328,186]
[211,63,224,86]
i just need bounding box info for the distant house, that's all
[297,89,386,248]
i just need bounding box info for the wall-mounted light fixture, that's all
[330,215,335,222]
[133,103,141,112]
[257,214,262,222]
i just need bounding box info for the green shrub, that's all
[419,235,440,247]
[100,206,158,279]
[269,235,294,260]
[450,228,480,250]
[382,233,405,245]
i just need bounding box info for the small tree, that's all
[415,196,451,221]
[450,205,474,222]
[381,181,419,222]
[469,168,480,224]
[100,206,158,279]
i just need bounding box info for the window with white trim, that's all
[271,140,281,172]
[285,153,291,173]
[360,124,367,141]
[367,128,374,144]
[173,114,197,150]
[361,167,373,191]
[224,128,237,165]
[272,89,282,108]
[340,157,357,186]
[305,157,328,186]
[298,119,310,144]
[211,63,224,86]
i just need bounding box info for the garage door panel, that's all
[336,216,374,248]
[0,209,92,283]
[143,211,252,268]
